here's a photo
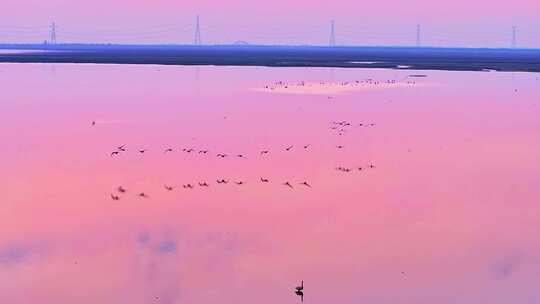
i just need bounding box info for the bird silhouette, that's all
[117,186,126,193]
[111,194,120,201]
[199,182,209,187]
[336,145,344,149]
[300,182,311,188]
[164,148,173,153]
[295,281,304,291]
[236,154,245,158]
[235,181,245,185]
[111,151,120,157]
[117,145,126,151]
[286,146,294,151]
[183,184,194,189]
[369,164,376,169]
[138,149,147,154]
[217,153,227,158]
[284,182,293,189]
[199,150,209,154]
[164,185,174,191]
[91,121,96,126]
[260,177,270,183]
[303,145,310,149]
[138,192,148,198]
[260,150,270,155]
[216,179,229,184]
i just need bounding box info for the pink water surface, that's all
[1,64,539,303]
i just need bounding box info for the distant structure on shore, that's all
[194,15,202,45]
[329,20,336,46]
[1,16,530,49]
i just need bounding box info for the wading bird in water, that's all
[294,281,304,302]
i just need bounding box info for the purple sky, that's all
[1,0,540,47]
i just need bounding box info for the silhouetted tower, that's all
[416,24,421,47]
[194,15,202,45]
[50,22,57,44]
[329,20,336,46]
[511,26,517,48]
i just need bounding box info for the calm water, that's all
[1,64,539,303]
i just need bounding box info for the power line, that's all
[194,15,202,45]
[49,22,57,44]
[512,26,517,48]
[416,24,421,47]
[329,20,336,46]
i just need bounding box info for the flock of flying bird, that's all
[103,119,377,202]
[107,145,376,200]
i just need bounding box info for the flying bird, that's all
[283,182,293,189]
[336,145,344,149]
[260,177,270,183]
[110,194,120,201]
[260,150,270,155]
[286,146,294,151]
[138,192,148,198]
[303,145,310,149]
[164,185,174,191]
[111,151,120,157]
[235,181,245,185]
[198,182,209,187]
[164,148,173,153]
[299,182,311,188]
[138,149,147,154]
[216,179,229,184]
[117,186,126,193]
